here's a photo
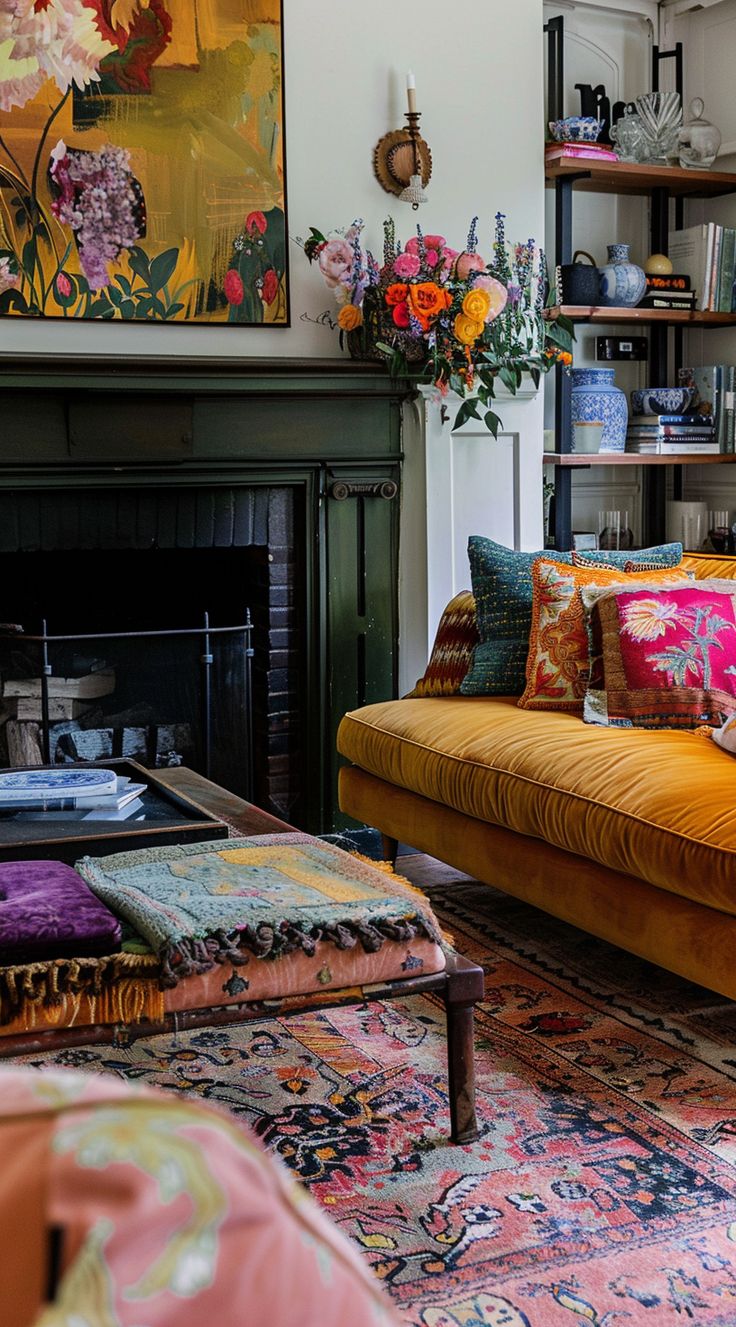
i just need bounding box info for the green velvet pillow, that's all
[460,536,684,697]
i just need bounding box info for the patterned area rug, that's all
[10,870,736,1326]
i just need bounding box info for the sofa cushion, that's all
[518,559,690,713]
[682,552,736,579]
[337,696,736,917]
[583,579,736,729]
[460,537,684,697]
[407,590,478,697]
[0,860,121,964]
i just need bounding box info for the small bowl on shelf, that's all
[548,116,603,144]
[630,386,694,416]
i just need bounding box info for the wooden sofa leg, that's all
[381,834,398,865]
[442,952,484,1144]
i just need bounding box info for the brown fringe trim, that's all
[0,952,160,1027]
[158,909,445,989]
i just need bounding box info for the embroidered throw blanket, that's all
[76,834,444,988]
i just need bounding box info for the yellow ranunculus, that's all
[462,288,491,323]
[454,312,483,346]
[338,304,363,332]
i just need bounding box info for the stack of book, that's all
[0,770,147,822]
[639,273,696,312]
[626,413,719,455]
[545,142,618,164]
[678,365,735,452]
[667,223,736,312]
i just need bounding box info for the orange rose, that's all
[338,304,363,332]
[385,283,409,307]
[454,312,483,346]
[462,288,491,323]
[408,281,448,321]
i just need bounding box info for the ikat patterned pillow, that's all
[460,537,684,697]
[406,590,478,697]
[583,579,736,729]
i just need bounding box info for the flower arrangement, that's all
[305,216,573,434]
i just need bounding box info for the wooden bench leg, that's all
[442,952,484,1144]
[381,834,398,865]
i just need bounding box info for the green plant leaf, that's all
[0,288,28,314]
[127,245,151,284]
[149,248,179,293]
[484,410,502,437]
[115,273,132,296]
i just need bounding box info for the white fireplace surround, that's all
[399,383,544,696]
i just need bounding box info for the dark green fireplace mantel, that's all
[0,356,413,832]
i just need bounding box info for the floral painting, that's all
[0,0,288,325]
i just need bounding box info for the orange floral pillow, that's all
[518,557,689,713]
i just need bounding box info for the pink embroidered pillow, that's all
[583,579,736,729]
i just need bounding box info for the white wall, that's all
[0,0,547,361]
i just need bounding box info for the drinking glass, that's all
[598,509,633,551]
[682,511,707,551]
[708,510,730,553]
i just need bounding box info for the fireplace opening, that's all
[0,485,306,821]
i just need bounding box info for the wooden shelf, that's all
[546,305,736,326]
[545,157,736,198]
[543,452,736,467]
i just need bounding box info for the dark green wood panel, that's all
[193,398,399,460]
[324,465,400,831]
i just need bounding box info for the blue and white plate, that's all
[0,768,118,803]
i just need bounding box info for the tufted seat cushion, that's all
[337,696,736,917]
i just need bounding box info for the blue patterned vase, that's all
[598,243,646,307]
[571,368,628,453]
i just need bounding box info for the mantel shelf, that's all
[543,452,736,467]
[544,157,736,198]
[546,305,736,326]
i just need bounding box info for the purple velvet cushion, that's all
[0,860,122,964]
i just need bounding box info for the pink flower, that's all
[405,233,446,259]
[55,271,72,298]
[0,0,116,113]
[440,245,459,272]
[392,251,421,279]
[49,139,144,291]
[0,255,18,295]
[472,273,509,321]
[318,237,353,289]
[224,268,244,305]
[245,211,267,236]
[456,252,486,280]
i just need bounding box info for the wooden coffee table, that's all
[0,770,484,1145]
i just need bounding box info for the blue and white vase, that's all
[571,367,628,453]
[598,243,646,307]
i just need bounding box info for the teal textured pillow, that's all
[460,537,684,696]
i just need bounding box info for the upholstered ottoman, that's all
[0,834,483,1144]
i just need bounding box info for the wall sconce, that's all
[373,72,432,210]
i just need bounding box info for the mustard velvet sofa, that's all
[337,552,736,1002]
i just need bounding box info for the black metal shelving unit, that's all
[545,19,736,550]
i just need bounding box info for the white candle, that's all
[406,70,417,114]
